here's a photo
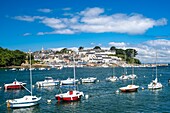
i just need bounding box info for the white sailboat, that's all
[55,56,84,102]
[119,50,139,92]
[148,52,163,89]
[106,66,118,82]
[6,51,41,108]
[119,53,129,80]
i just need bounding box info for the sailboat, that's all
[119,50,139,92]
[148,52,163,89]
[55,56,84,102]
[6,51,41,108]
[106,66,118,82]
[119,53,129,80]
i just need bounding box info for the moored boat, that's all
[119,74,129,80]
[55,56,84,102]
[148,52,163,90]
[81,77,97,83]
[60,78,79,85]
[119,85,139,92]
[36,77,60,87]
[55,90,84,102]
[148,78,163,89]
[4,79,26,90]
[106,76,118,82]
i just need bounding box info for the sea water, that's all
[0,66,170,113]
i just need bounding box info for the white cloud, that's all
[145,39,170,47]
[14,16,44,22]
[109,42,128,48]
[41,17,66,29]
[80,7,104,17]
[38,8,52,13]
[14,7,167,35]
[23,33,31,36]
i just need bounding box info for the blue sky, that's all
[1,0,170,63]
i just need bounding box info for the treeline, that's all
[0,47,27,67]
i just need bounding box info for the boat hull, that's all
[120,88,138,92]
[4,84,26,90]
[36,82,59,87]
[55,95,82,102]
[119,85,139,92]
[55,90,84,102]
[7,96,41,108]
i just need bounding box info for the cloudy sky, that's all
[1,0,170,63]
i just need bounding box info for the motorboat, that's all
[119,85,139,92]
[6,51,41,108]
[36,77,60,87]
[55,90,84,102]
[106,76,118,82]
[60,78,79,85]
[81,77,97,83]
[4,79,26,90]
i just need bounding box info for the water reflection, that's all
[7,105,40,113]
[56,101,80,107]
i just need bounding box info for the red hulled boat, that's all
[55,90,84,102]
[4,79,26,90]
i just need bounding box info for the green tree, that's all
[110,46,116,51]
[93,46,101,50]
[78,46,84,51]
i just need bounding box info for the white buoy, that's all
[32,85,34,88]
[116,90,119,93]
[144,76,145,78]
[47,99,51,103]
[142,87,145,90]
[85,95,89,99]
[97,80,100,82]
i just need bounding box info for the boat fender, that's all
[85,95,89,99]
[7,100,10,108]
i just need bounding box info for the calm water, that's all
[0,66,170,113]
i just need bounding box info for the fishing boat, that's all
[6,51,41,108]
[4,79,26,90]
[36,77,60,87]
[148,52,163,90]
[119,50,139,92]
[60,78,79,85]
[81,77,97,83]
[55,56,84,102]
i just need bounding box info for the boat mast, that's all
[73,55,76,89]
[29,50,32,96]
[132,49,135,85]
[156,51,157,79]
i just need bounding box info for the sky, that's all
[0,0,170,63]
